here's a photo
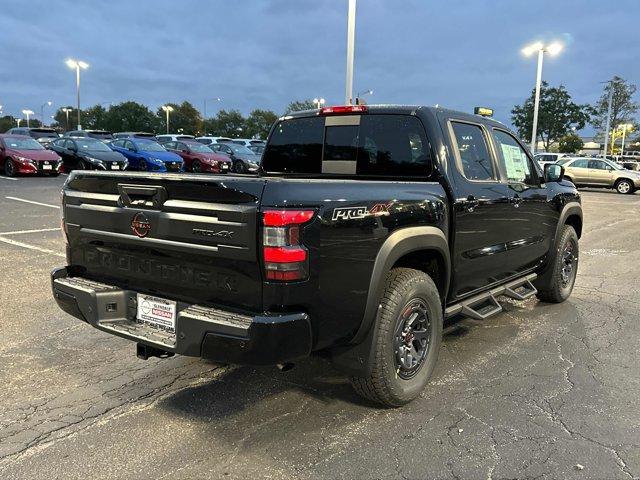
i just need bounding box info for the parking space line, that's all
[0,236,65,257]
[0,176,18,181]
[5,196,60,209]
[0,227,61,236]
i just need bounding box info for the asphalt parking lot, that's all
[0,175,639,480]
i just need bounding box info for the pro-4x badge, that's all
[332,203,392,221]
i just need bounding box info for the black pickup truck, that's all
[51,105,582,406]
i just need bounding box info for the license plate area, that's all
[136,294,176,334]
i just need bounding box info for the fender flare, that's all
[353,226,450,344]
[555,202,583,243]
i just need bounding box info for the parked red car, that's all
[163,140,231,173]
[0,134,62,176]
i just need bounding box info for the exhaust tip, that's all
[276,362,295,372]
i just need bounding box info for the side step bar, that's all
[445,273,537,321]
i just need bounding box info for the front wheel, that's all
[4,158,16,177]
[350,268,443,407]
[615,179,634,195]
[234,161,246,174]
[192,160,202,173]
[138,159,147,171]
[535,225,579,303]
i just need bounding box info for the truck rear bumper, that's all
[51,266,312,365]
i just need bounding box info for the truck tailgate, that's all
[63,172,266,311]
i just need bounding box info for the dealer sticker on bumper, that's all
[136,294,176,332]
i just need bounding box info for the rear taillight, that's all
[59,193,68,245]
[319,105,368,115]
[262,209,315,282]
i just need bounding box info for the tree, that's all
[245,109,278,138]
[284,99,316,114]
[155,101,202,135]
[82,105,108,130]
[591,76,638,135]
[102,101,159,133]
[53,107,79,131]
[511,82,593,151]
[206,109,246,137]
[0,115,17,132]
[558,133,583,153]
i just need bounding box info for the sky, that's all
[1,0,639,134]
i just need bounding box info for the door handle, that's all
[464,195,480,213]
[511,194,523,208]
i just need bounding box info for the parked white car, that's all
[229,138,266,148]
[156,134,195,143]
[195,136,233,145]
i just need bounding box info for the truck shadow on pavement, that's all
[157,296,574,432]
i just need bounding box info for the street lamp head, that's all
[546,42,563,56]
[66,59,89,69]
[521,42,544,56]
[161,105,174,112]
[47,101,52,106]
[22,109,34,115]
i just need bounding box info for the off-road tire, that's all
[350,268,443,407]
[536,225,579,303]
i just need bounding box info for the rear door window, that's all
[262,114,432,177]
[450,122,495,181]
[571,159,588,168]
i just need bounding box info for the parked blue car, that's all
[109,138,184,172]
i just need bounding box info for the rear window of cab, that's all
[262,114,433,177]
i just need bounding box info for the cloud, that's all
[1,0,637,134]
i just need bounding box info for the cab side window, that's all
[492,129,538,185]
[451,122,495,181]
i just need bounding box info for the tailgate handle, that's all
[118,184,168,209]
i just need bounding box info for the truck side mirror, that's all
[544,163,564,183]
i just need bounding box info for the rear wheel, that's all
[615,179,634,194]
[4,158,16,177]
[536,225,579,303]
[350,268,443,407]
[192,160,202,173]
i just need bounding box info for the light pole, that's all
[40,101,52,127]
[345,0,356,104]
[522,41,563,153]
[313,98,326,109]
[602,80,614,157]
[203,97,221,120]
[619,124,633,157]
[62,107,73,131]
[161,105,174,134]
[65,59,89,130]
[22,109,34,128]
